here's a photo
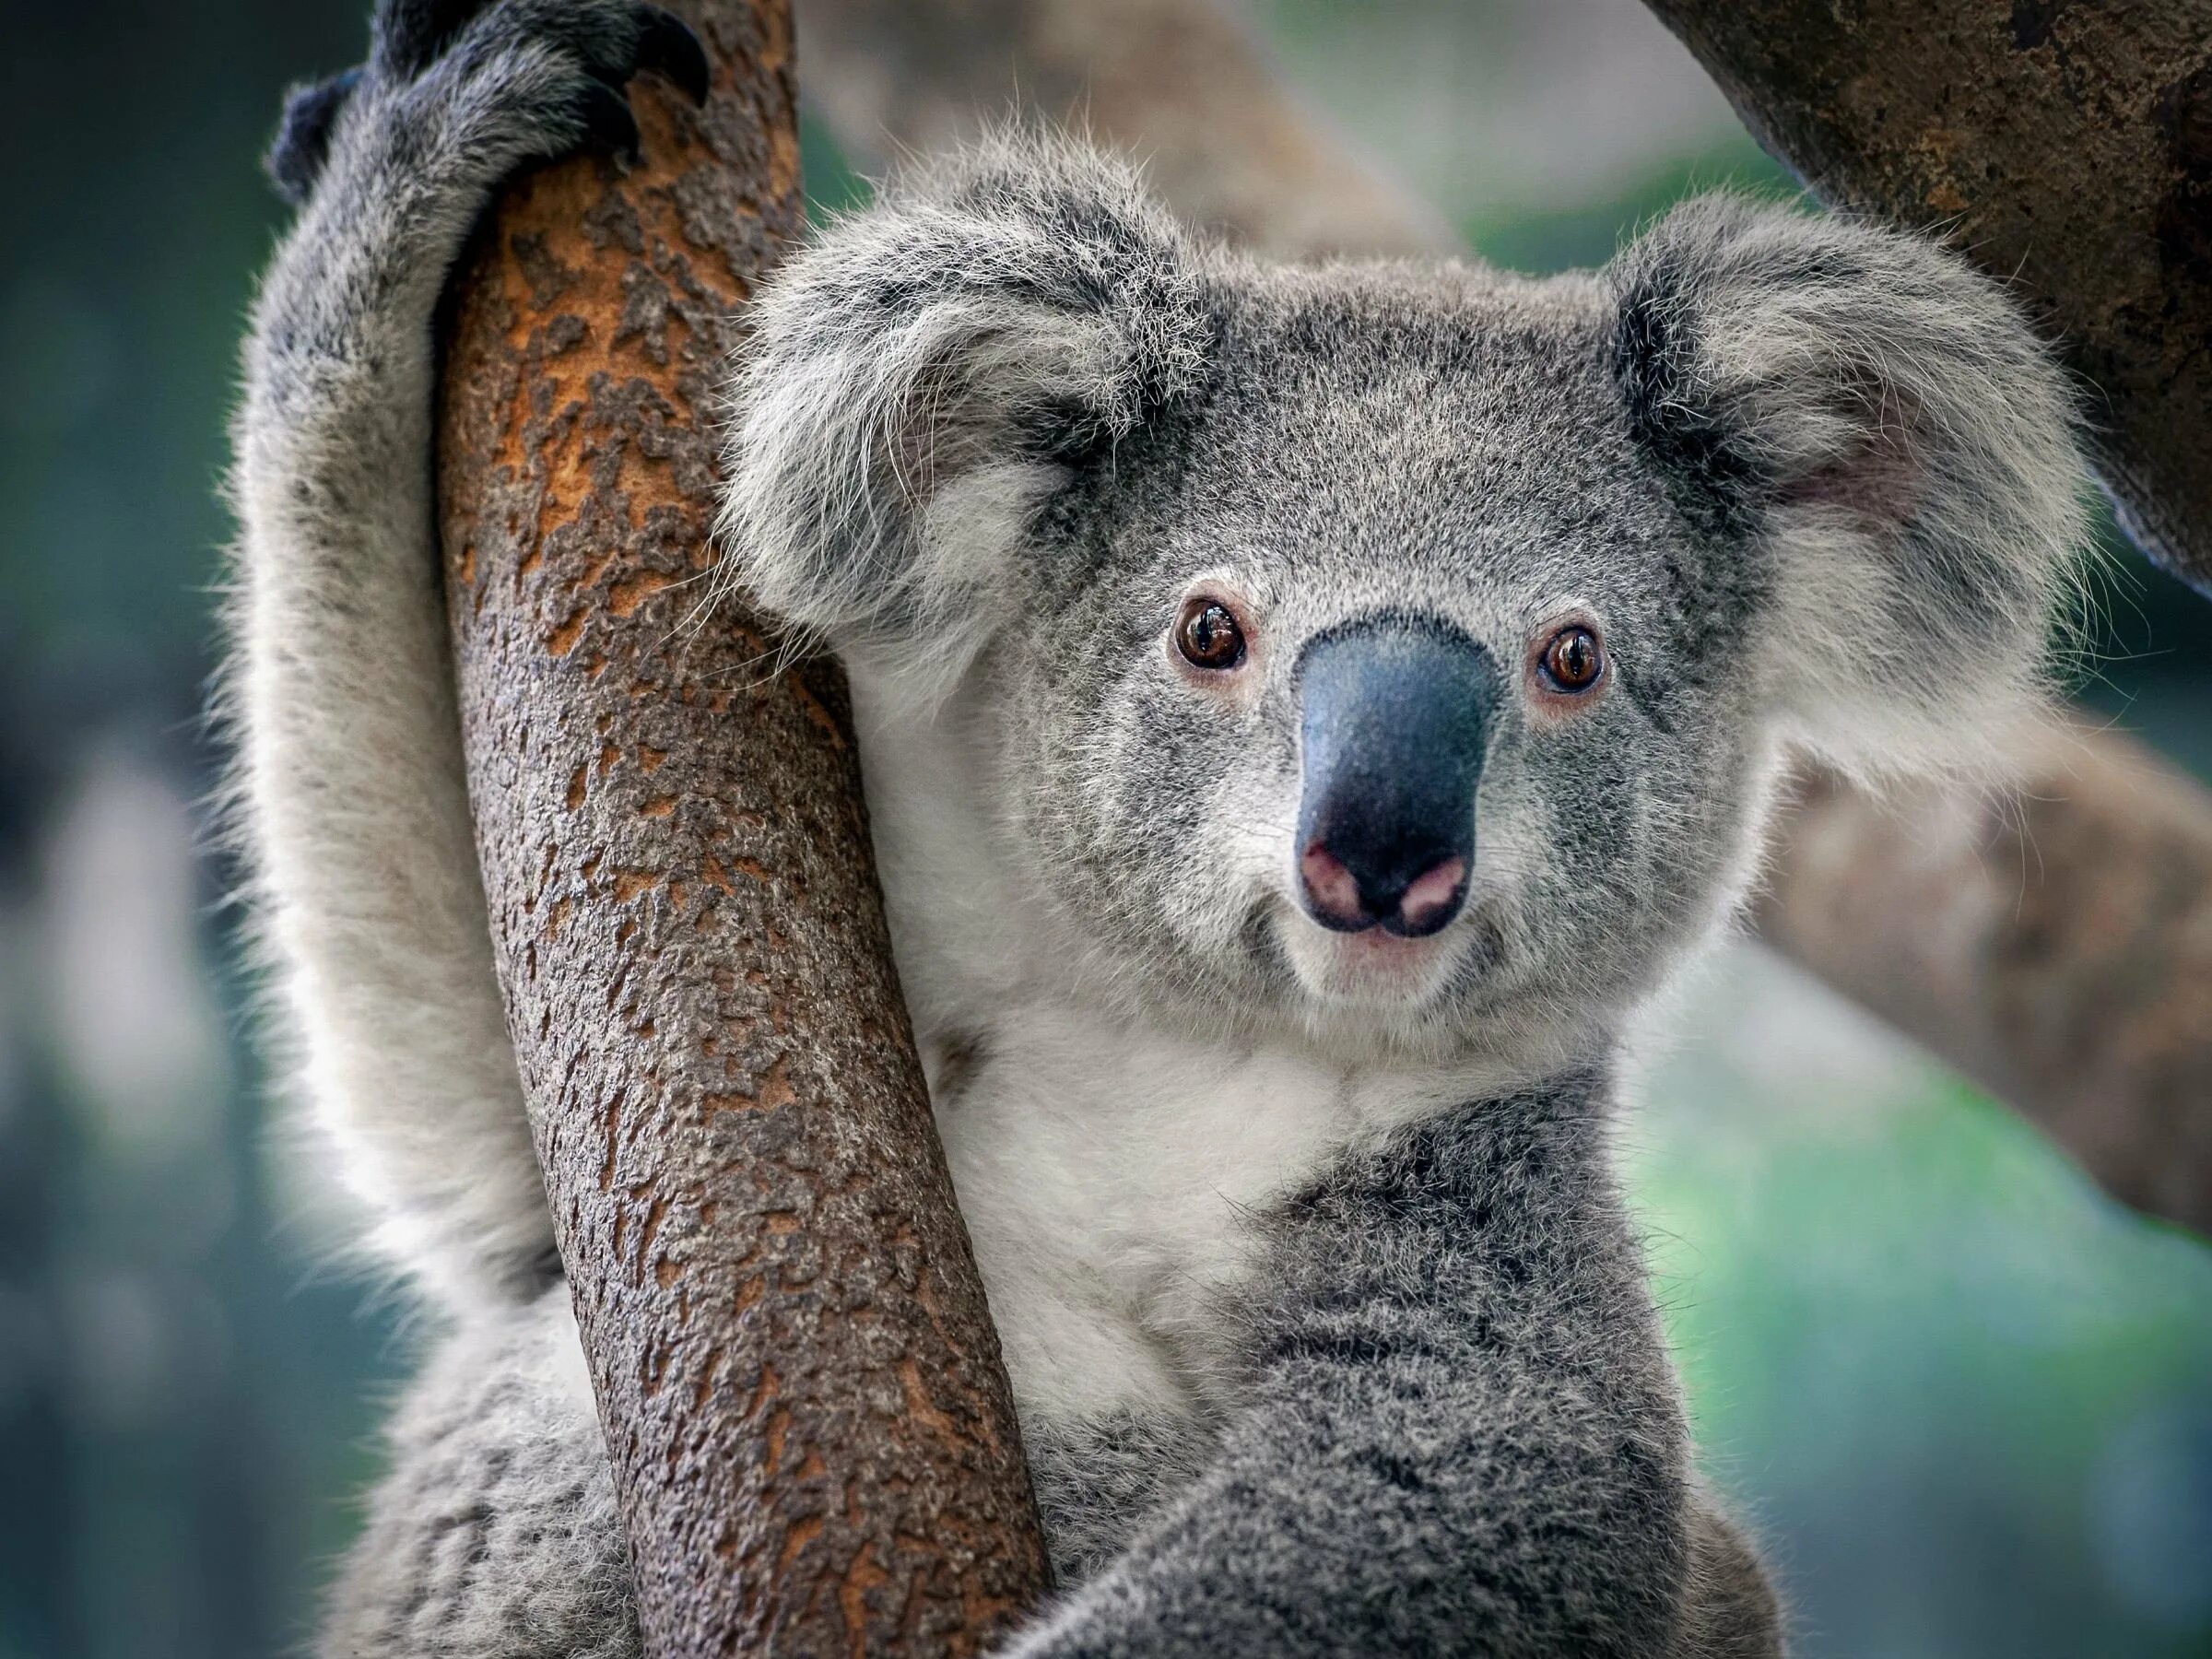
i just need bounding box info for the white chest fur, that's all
[848,669,1484,1426]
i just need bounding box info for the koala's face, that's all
[726,139,2085,1060]
[986,268,1771,1053]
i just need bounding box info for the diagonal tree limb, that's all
[801,0,1456,262]
[1756,725,2212,1234]
[436,2,1050,1653]
[802,0,2212,1235]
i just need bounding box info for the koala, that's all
[229,3,2090,1655]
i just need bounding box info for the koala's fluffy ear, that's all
[718,134,1211,692]
[1610,195,2091,776]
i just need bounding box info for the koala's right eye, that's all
[1177,598,1247,671]
[1540,625,1604,692]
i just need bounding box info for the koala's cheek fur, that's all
[997,627,1301,1018]
[1510,710,1775,1016]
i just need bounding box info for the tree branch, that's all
[802,0,2212,1234]
[435,3,1050,1652]
[1757,724,2212,1234]
[801,0,1455,261]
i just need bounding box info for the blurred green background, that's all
[1,1,2206,1655]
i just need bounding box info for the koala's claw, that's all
[576,77,644,165]
[372,0,489,79]
[637,6,712,106]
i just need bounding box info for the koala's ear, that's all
[1609,195,2091,776]
[718,135,1211,691]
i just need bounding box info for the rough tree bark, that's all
[802,0,2212,1234]
[434,3,1051,1654]
[1638,0,2212,597]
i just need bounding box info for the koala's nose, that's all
[1293,618,1495,938]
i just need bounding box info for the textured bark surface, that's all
[802,0,2212,1234]
[434,2,1051,1653]
[1640,0,2212,595]
[1758,727,2212,1235]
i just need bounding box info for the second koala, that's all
[232,4,2090,1653]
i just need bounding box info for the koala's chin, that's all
[1250,888,1542,1069]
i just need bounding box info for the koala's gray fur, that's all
[229,5,2090,1654]
[319,1288,636,1659]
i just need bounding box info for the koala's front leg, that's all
[1005,1077,1781,1659]
[229,0,704,1310]
[321,1286,641,1659]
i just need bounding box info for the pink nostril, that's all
[1299,842,1369,928]
[1397,856,1468,935]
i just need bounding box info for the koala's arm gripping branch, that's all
[802,0,2212,1237]
[433,3,1050,1653]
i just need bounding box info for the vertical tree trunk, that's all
[434,4,1051,1653]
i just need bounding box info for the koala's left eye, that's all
[1177,598,1246,671]
[1539,625,1605,693]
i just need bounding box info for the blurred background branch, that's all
[1757,727,2212,1235]
[802,0,2212,1236]
[802,0,1456,260]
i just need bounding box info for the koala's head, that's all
[722,136,2088,1060]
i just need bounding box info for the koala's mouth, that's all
[1273,900,1474,1012]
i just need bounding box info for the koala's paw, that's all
[399,0,710,167]
[267,67,364,206]
[269,0,708,207]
